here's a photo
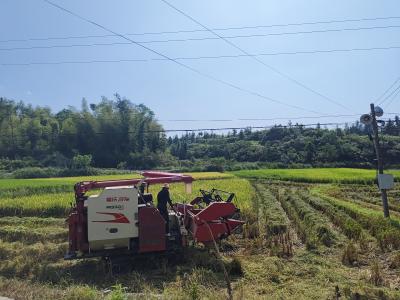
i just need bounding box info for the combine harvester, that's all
[65,171,243,259]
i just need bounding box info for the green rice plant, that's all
[312,187,400,250]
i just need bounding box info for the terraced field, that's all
[1,171,400,299]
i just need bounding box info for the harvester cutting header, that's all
[66,171,243,259]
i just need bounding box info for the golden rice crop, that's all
[233,168,400,184]
[0,172,233,198]
[0,178,252,217]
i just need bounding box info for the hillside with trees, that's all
[168,121,400,171]
[1,96,400,177]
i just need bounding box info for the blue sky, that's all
[0,0,399,131]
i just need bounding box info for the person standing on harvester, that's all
[157,183,174,234]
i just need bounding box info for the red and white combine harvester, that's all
[65,171,243,259]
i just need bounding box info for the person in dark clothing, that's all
[157,184,174,234]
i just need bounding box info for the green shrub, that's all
[72,154,92,170]
[13,167,60,179]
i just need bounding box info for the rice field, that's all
[232,168,400,184]
[0,178,251,218]
[0,171,234,198]
[1,170,400,299]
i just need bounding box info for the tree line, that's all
[167,119,400,171]
[1,96,400,176]
[0,95,168,173]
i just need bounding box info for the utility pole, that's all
[370,103,390,218]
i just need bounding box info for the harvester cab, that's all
[65,171,243,260]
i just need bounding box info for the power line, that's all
[380,83,400,106]
[163,112,400,122]
[160,0,352,112]
[2,15,400,43]
[41,0,323,115]
[2,24,400,52]
[238,113,362,121]
[5,118,400,139]
[163,113,362,122]
[0,121,357,138]
[385,85,400,109]
[2,45,399,66]
[132,122,356,133]
[378,76,400,105]
[3,110,399,123]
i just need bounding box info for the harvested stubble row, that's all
[253,182,289,235]
[326,187,400,213]
[0,240,67,262]
[0,216,65,227]
[0,225,67,244]
[0,238,68,283]
[276,189,336,250]
[298,192,366,241]
[312,188,400,250]
[253,183,293,256]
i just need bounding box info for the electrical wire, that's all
[160,0,351,112]
[378,76,400,104]
[378,77,400,105]
[2,24,400,52]
[0,121,357,138]
[380,83,400,106]
[1,15,400,43]
[385,85,400,109]
[2,45,399,66]
[3,114,400,140]
[42,0,323,115]
[3,109,400,123]
[147,122,351,133]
